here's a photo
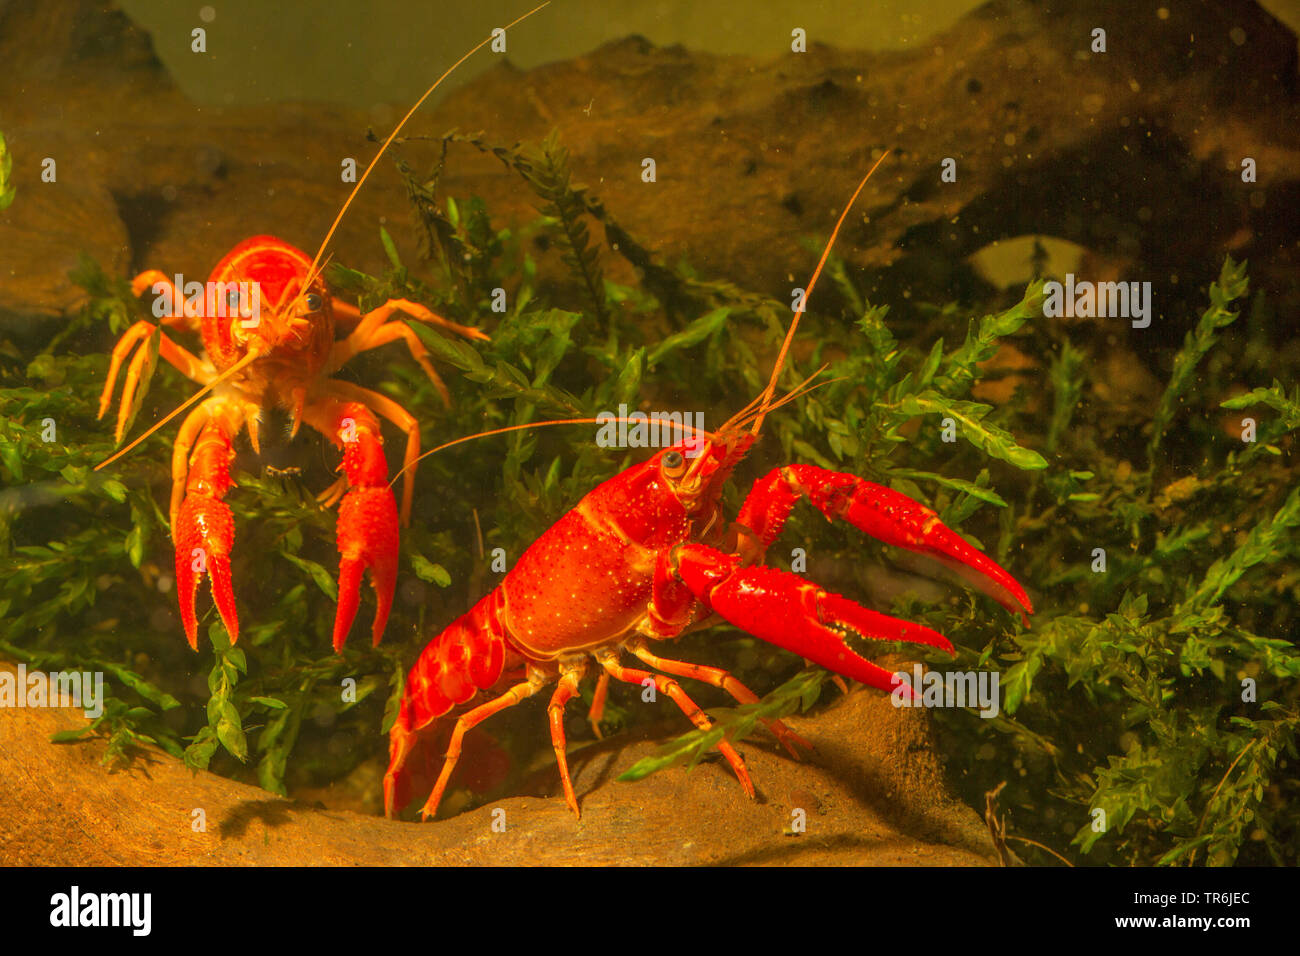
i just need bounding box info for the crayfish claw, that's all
[174,494,239,649]
[672,544,953,695]
[333,485,399,652]
[773,466,1035,624]
[172,410,240,650]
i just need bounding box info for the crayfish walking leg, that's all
[546,662,587,817]
[625,639,811,758]
[594,650,756,798]
[417,670,548,820]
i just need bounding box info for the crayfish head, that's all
[657,431,754,515]
[282,283,332,352]
[206,236,334,374]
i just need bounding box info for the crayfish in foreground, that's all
[384,156,1035,821]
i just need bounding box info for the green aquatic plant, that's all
[948,258,1299,867]
[0,130,14,210]
[620,668,829,783]
[0,131,15,212]
[1147,257,1250,468]
[1,131,1295,864]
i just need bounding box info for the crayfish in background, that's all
[94,4,550,652]
[384,153,1035,821]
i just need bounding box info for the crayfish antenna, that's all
[95,349,261,472]
[748,149,892,438]
[297,1,552,299]
[389,417,724,488]
[96,3,553,474]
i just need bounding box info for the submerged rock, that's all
[2,0,1296,338]
[0,661,1000,865]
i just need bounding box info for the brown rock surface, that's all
[0,661,999,866]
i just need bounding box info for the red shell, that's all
[201,235,333,379]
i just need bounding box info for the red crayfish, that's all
[384,154,1035,819]
[95,5,549,652]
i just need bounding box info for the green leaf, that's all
[1180,484,1300,612]
[1,432,24,481]
[889,468,1008,507]
[410,553,452,587]
[282,553,339,601]
[249,696,288,710]
[379,225,404,271]
[99,662,181,711]
[184,726,220,771]
[935,281,1043,397]
[916,338,944,388]
[216,717,247,762]
[1220,381,1300,438]
[124,524,144,569]
[50,727,95,743]
[646,307,730,368]
[381,665,406,735]
[100,478,127,503]
[886,390,1047,470]
[1002,656,1041,714]
[1148,255,1249,462]
[620,725,726,782]
[226,646,247,674]
[0,131,14,212]
[619,670,826,782]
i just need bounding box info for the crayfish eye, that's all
[662,450,686,478]
[304,292,323,312]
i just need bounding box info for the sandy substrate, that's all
[0,660,1001,866]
